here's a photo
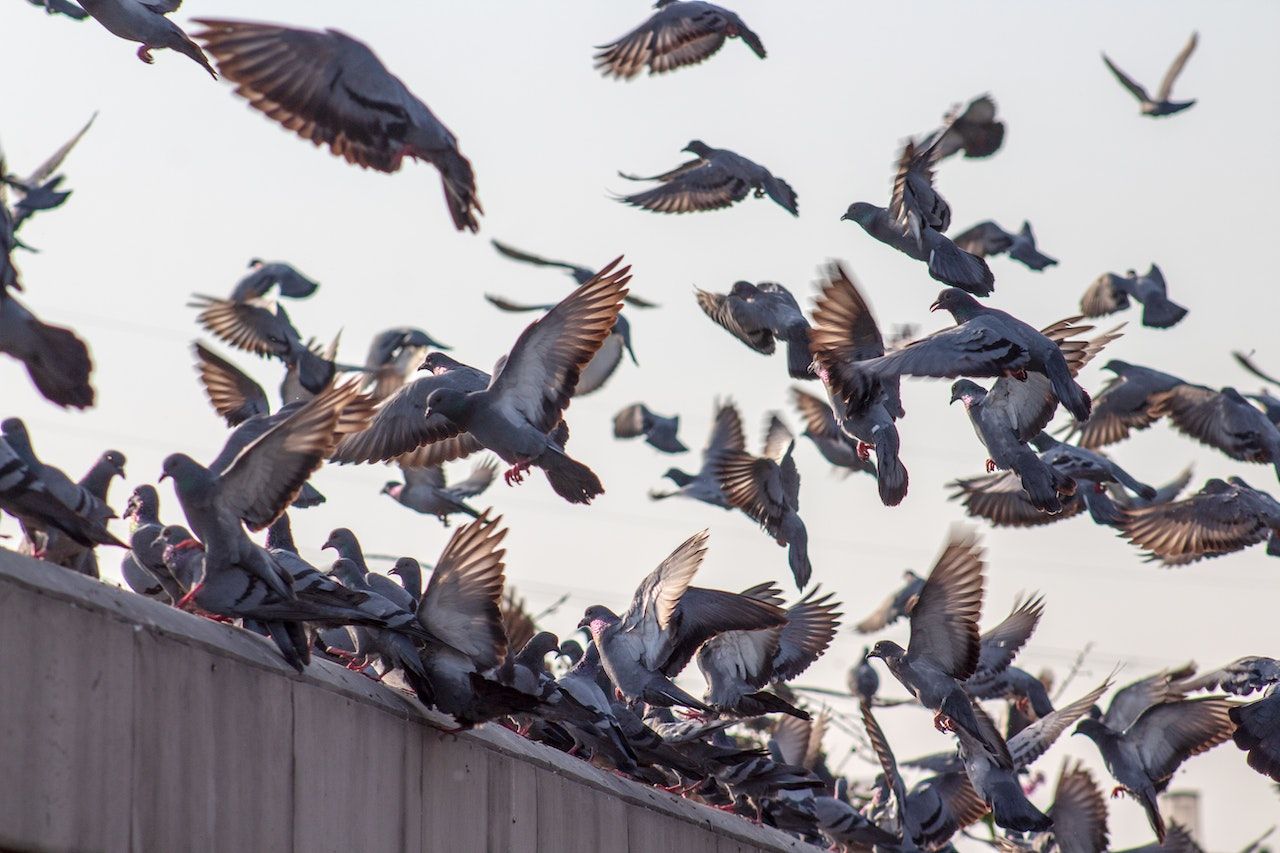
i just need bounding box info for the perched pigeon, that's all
[696,281,812,380]
[490,240,657,308]
[926,94,1006,160]
[1065,360,1185,449]
[1103,33,1199,117]
[0,291,95,408]
[327,556,432,680]
[649,399,744,508]
[1148,384,1280,480]
[618,141,796,216]
[1120,476,1280,565]
[613,403,687,454]
[854,569,924,634]
[320,527,416,612]
[866,528,1014,768]
[594,1,765,79]
[230,259,320,302]
[952,220,1058,270]
[419,259,630,504]
[789,387,875,478]
[38,448,127,575]
[381,457,497,525]
[362,328,451,401]
[1081,265,1187,329]
[0,429,122,552]
[78,0,215,77]
[193,19,481,231]
[121,485,184,602]
[809,262,909,506]
[578,529,787,710]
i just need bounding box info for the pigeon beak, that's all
[928,300,941,312]
[576,617,590,630]
[158,471,170,483]
[839,212,852,222]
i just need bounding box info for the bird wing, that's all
[1009,680,1110,769]
[622,529,708,637]
[859,701,912,827]
[613,403,651,439]
[572,332,625,397]
[1232,351,1280,386]
[1081,273,1130,317]
[890,135,950,243]
[418,512,508,669]
[952,221,1013,258]
[790,387,841,440]
[907,528,985,680]
[772,586,841,682]
[447,457,499,499]
[487,258,629,434]
[698,624,781,693]
[1047,760,1110,853]
[971,595,1044,685]
[701,399,747,464]
[865,321,1026,381]
[193,341,270,426]
[1102,54,1151,102]
[761,414,793,462]
[949,470,1084,528]
[484,294,556,314]
[1104,668,1189,733]
[395,434,484,469]
[400,462,446,490]
[593,5,735,79]
[490,239,578,272]
[809,261,887,365]
[1072,373,1164,449]
[1156,32,1198,102]
[189,294,291,357]
[20,112,95,187]
[1121,480,1272,566]
[620,160,749,214]
[1149,384,1271,462]
[713,450,788,532]
[1131,696,1235,783]
[696,287,777,353]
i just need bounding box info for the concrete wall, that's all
[0,548,807,853]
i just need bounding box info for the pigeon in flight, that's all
[594,1,765,80]
[381,458,497,525]
[0,288,95,409]
[193,19,481,232]
[649,398,744,508]
[490,240,657,307]
[618,141,797,216]
[78,0,215,77]
[696,281,812,380]
[1103,32,1199,117]
[2,113,95,232]
[1081,264,1187,329]
[952,220,1058,271]
[1148,384,1280,480]
[362,327,451,401]
[230,259,320,302]
[924,94,1006,160]
[854,569,924,634]
[1065,359,1185,449]
[789,387,875,478]
[26,0,88,20]
[1121,476,1280,565]
[613,403,687,454]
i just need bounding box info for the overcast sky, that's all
[3,1,1279,846]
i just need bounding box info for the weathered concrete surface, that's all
[0,549,808,853]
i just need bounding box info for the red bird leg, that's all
[857,441,874,461]
[933,711,953,733]
[136,45,155,64]
[1094,481,1107,493]
[1111,786,1128,799]
[985,458,997,473]
[175,583,204,611]
[712,803,738,813]
[503,460,531,486]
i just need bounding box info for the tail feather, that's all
[1047,358,1091,421]
[1082,488,1126,527]
[541,452,604,504]
[990,779,1053,833]
[1137,786,1166,844]
[873,428,909,506]
[21,317,95,409]
[438,149,482,234]
[928,238,995,296]
[1142,297,1188,329]
[740,690,810,720]
[785,336,814,379]
[1013,454,1066,514]
[943,689,1013,768]
[644,676,711,713]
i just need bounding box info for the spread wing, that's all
[1121,481,1272,566]
[1081,273,1130,317]
[418,512,508,668]
[950,470,1084,528]
[907,528,985,680]
[620,160,750,213]
[1156,32,1198,102]
[1102,54,1150,103]
[772,586,841,681]
[971,595,1043,685]
[952,221,1013,258]
[696,288,776,353]
[193,341,270,426]
[1131,696,1235,783]
[595,4,750,79]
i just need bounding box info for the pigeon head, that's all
[929,288,982,320]
[101,449,127,478]
[124,484,159,521]
[322,527,360,558]
[424,387,471,425]
[388,557,420,580]
[517,631,561,666]
[0,417,31,448]
[1102,359,1131,374]
[558,638,585,665]
[1221,387,1247,404]
[1073,717,1109,742]
[949,379,987,408]
[248,258,264,268]
[266,514,296,552]
[866,640,905,664]
[729,280,761,299]
[418,351,462,373]
[159,454,213,491]
[401,328,448,351]
[327,557,364,588]
[840,202,879,227]
[613,313,638,365]
[577,605,620,636]
[663,468,695,487]
[682,140,712,158]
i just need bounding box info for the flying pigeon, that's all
[230,259,320,302]
[1103,32,1199,117]
[381,457,497,525]
[788,387,875,478]
[953,703,1053,832]
[854,569,924,634]
[1081,265,1187,329]
[0,291,95,408]
[612,403,687,454]
[78,0,215,77]
[193,19,481,231]
[952,220,1058,270]
[594,1,765,79]
[490,240,657,307]
[362,328,451,401]
[2,113,95,232]
[848,649,881,704]
[926,94,1006,160]
[26,0,88,20]
[618,141,796,216]
[696,281,812,380]
[1065,359,1185,449]
[649,399,744,508]
[1120,476,1280,565]
[1230,689,1280,783]
[1148,384,1280,480]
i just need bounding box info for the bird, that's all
[952,703,1053,832]
[490,240,657,308]
[1,112,95,232]
[320,527,415,612]
[578,529,787,711]
[695,281,812,380]
[1081,265,1188,329]
[1120,476,1280,565]
[1103,32,1199,117]
[808,262,909,506]
[853,569,924,634]
[618,141,796,216]
[788,387,875,478]
[33,447,127,575]
[925,94,1006,160]
[1230,689,1280,783]
[649,399,745,508]
[26,0,88,20]
[229,259,320,302]
[848,648,880,704]
[192,19,481,232]
[361,327,452,402]
[418,258,630,504]
[865,527,1014,768]
[380,457,497,525]
[0,288,95,409]
[612,403,687,454]
[593,1,765,80]
[1147,384,1280,480]
[952,220,1058,271]
[78,0,215,77]
[1064,359,1185,449]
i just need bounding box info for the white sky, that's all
[3,1,1278,846]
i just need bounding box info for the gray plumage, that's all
[848,648,880,703]
[490,240,658,308]
[619,141,796,216]
[841,202,993,297]
[927,94,1005,160]
[1081,265,1187,329]
[230,259,320,302]
[1031,432,1157,500]
[381,457,497,525]
[0,429,122,551]
[649,399,744,508]
[1175,656,1280,697]
[1148,384,1280,480]
[1121,476,1280,565]
[1102,33,1198,117]
[594,1,765,79]
[696,281,812,380]
[1065,359,1185,449]
[961,595,1044,699]
[362,327,450,401]
[321,527,415,612]
[2,112,94,231]
[952,220,1057,270]
[0,290,95,408]
[612,403,687,454]
[193,18,481,231]
[854,569,924,634]
[1230,688,1280,783]
[26,0,89,19]
[954,703,1052,832]
[78,0,216,77]
[790,386,876,478]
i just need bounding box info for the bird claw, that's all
[1094,481,1107,493]
[985,458,997,473]
[856,441,874,462]
[932,711,954,733]
[676,708,709,722]
[503,461,531,486]
[1004,368,1028,381]
[1110,786,1128,800]
[136,45,155,65]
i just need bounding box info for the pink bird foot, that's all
[136,45,155,65]
[985,458,997,472]
[1111,786,1128,800]
[933,710,954,733]
[857,441,874,462]
[503,460,531,486]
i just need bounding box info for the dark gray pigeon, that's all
[327,557,432,681]
[890,128,952,250]
[960,595,1044,701]
[578,529,786,710]
[952,220,1057,270]
[790,387,875,478]
[594,1,765,79]
[1103,33,1198,117]
[40,448,127,575]
[953,703,1052,832]
[2,113,95,231]
[26,0,89,19]
[320,527,415,612]
[926,94,1005,160]
[1149,384,1280,480]
[0,430,122,552]
[1042,760,1112,853]
[381,457,497,525]
[1082,265,1187,329]
[854,569,924,634]
[696,281,812,379]
[866,527,1014,768]
[1065,359,1185,449]
[1230,688,1280,783]
[362,327,451,401]
[78,0,215,77]
[194,19,481,231]
[1121,476,1280,565]
[613,403,687,454]
[809,262,908,505]
[419,259,630,503]
[230,259,319,302]
[848,649,880,703]
[1031,432,1157,499]
[0,290,94,408]
[649,399,744,508]
[618,141,796,215]
[491,240,658,308]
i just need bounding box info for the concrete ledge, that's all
[0,548,807,853]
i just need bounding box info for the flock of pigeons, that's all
[3,1,1278,850]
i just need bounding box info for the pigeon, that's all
[1120,476,1280,565]
[612,403,687,454]
[954,703,1053,832]
[193,19,481,232]
[952,220,1058,270]
[26,0,89,20]
[696,281,812,380]
[490,240,657,308]
[808,262,909,506]
[594,1,765,79]
[1230,689,1280,783]
[419,258,630,504]
[711,418,812,589]
[1065,360,1185,449]
[846,289,1097,422]
[362,328,451,401]
[866,527,1014,768]
[39,448,126,575]
[1106,465,1195,509]
[320,527,416,613]
[326,557,432,680]
[890,128,953,250]
[381,457,497,525]
[78,0,215,77]
[1148,384,1280,480]
[961,595,1044,700]
[1174,656,1280,697]
[649,399,744,508]
[1103,32,1199,117]
[1031,432,1157,499]
[386,556,423,607]
[848,650,880,703]
[0,291,95,408]
[229,259,320,302]
[854,569,924,634]
[540,644,641,774]
[160,380,371,600]
[1232,350,1280,387]
[1081,265,1188,329]
[697,584,841,718]
[1075,693,1234,844]
[789,387,875,477]
[0,430,122,552]
[926,94,1006,160]
[578,529,787,710]
[2,113,95,231]
[618,141,796,215]
[1041,760,1112,853]
[950,469,1091,529]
